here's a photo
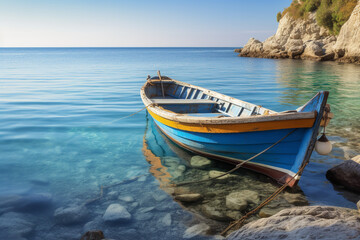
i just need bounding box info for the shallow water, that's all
[0,48,359,239]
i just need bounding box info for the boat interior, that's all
[145,77,276,118]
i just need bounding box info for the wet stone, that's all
[226,190,260,211]
[107,191,118,200]
[183,223,210,239]
[259,207,287,218]
[190,156,212,169]
[118,196,134,202]
[357,200,360,213]
[175,193,202,203]
[83,217,104,233]
[80,230,105,240]
[209,170,231,181]
[134,212,153,221]
[226,210,243,220]
[152,192,168,202]
[103,204,131,222]
[201,204,231,221]
[0,212,34,237]
[283,192,308,206]
[160,213,172,226]
[54,204,89,225]
[138,207,154,213]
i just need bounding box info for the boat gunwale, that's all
[140,78,317,125]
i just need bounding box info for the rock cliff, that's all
[333,1,360,62]
[238,1,360,63]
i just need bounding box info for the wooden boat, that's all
[140,74,330,187]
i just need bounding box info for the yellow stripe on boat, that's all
[148,109,315,133]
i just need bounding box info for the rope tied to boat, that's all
[220,161,308,236]
[97,103,153,126]
[172,129,297,187]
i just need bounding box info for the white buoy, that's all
[315,133,332,155]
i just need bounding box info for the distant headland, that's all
[235,0,360,64]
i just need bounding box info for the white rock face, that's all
[227,206,360,240]
[240,12,337,60]
[183,223,210,239]
[334,1,360,58]
[103,203,131,222]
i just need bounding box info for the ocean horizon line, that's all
[0,46,238,49]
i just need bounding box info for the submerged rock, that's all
[118,195,134,203]
[0,212,34,238]
[209,170,231,181]
[54,204,89,225]
[326,155,360,193]
[183,223,210,239]
[227,206,360,240]
[80,230,105,240]
[160,213,172,226]
[201,203,231,221]
[226,190,260,211]
[283,192,308,206]
[190,156,212,169]
[103,204,131,222]
[175,193,202,203]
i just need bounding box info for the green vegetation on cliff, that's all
[278,0,357,35]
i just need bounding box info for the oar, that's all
[157,70,165,98]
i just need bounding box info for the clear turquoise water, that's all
[0,48,359,239]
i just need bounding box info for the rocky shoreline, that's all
[235,1,360,64]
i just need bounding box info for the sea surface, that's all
[0,48,359,239]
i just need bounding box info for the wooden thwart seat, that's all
[151,98,217,105]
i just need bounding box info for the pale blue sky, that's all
[0,0,292,47]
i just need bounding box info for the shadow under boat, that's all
[142,115,309,225]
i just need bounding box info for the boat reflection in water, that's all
[142,115,309,228]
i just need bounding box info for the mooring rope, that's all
[97,103,153,127]
[220,161,308,236]
[172,129,296,187]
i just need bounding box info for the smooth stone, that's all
[175,193,202,203]
[134,212,153,221]
[209,170,230,180]
[160,213,172,226]
[103,204,131,222]
[0,212,34,237]
[118,196,134,202]
[190,156,212,169]
[226,211,242,220]
[259,207,286,218]
[152,192,168,202]
[83,217,104,233]
[138,207,155,213]
[201,204,231,221]
[107,191,118,200]
[326,155,360,193]
[54,205,89,225]
[357,200,360,213]
[80,230,105,240]
[15,193,53,211]
[226,190,260,211]
[283,192,308,206]
[137,175,147,182]
[183,223,210,239]
[227,206,360,240]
